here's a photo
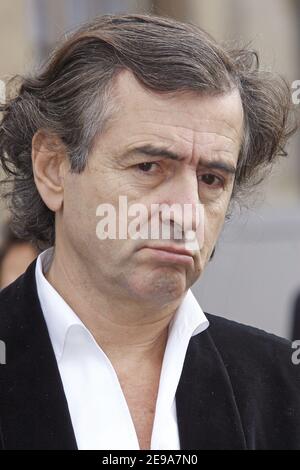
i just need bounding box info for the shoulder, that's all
[0,260,38,346]
[0,268,28,310]
[197,314,300,449]
[203,312,300,390]
[205,311,291,351]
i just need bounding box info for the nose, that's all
[158,169,203,241]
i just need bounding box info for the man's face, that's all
[61,70,243,307]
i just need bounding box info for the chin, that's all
[139,270,186,301]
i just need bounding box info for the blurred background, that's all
[0,0,299,339]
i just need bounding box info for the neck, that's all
[44,245,183,365]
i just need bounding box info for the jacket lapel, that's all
[176,329,247,449]
[1,258,247,450]
[0,260,77,450]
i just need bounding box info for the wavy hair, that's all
[0,13,297,249]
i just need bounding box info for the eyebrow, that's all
[122,143,237,175]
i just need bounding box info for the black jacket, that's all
[0,259,300,450]
[291,292,300,341]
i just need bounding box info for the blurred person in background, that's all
[0,222,39,290]
[0,14,299,451]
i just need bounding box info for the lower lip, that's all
[140,247,193,265]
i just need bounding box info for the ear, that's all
[32,130,69,212]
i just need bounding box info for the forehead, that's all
[104,70,244,158]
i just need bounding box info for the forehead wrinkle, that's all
[121,130,240,163]
[136,122,242,151]
[175,131,240,151]
[138,116,243,139]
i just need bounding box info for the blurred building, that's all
[0,0,299,337]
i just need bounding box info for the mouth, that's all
[138,244,194,265]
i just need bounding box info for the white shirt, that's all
[35,247,209,450]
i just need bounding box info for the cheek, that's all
[203,200,228,248]
[62,176,99,241]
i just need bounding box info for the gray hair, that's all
[0,13,297,249]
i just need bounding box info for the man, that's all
[0,14,299,450]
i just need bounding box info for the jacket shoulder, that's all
[199,313,300,449]
[203,312,300,402]
[205,312,291,351]
[0,274,25,328]
[0,261,39,348]
[204,312,295,372]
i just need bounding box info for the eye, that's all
[198,173,224,188]
[135,162,160,173]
